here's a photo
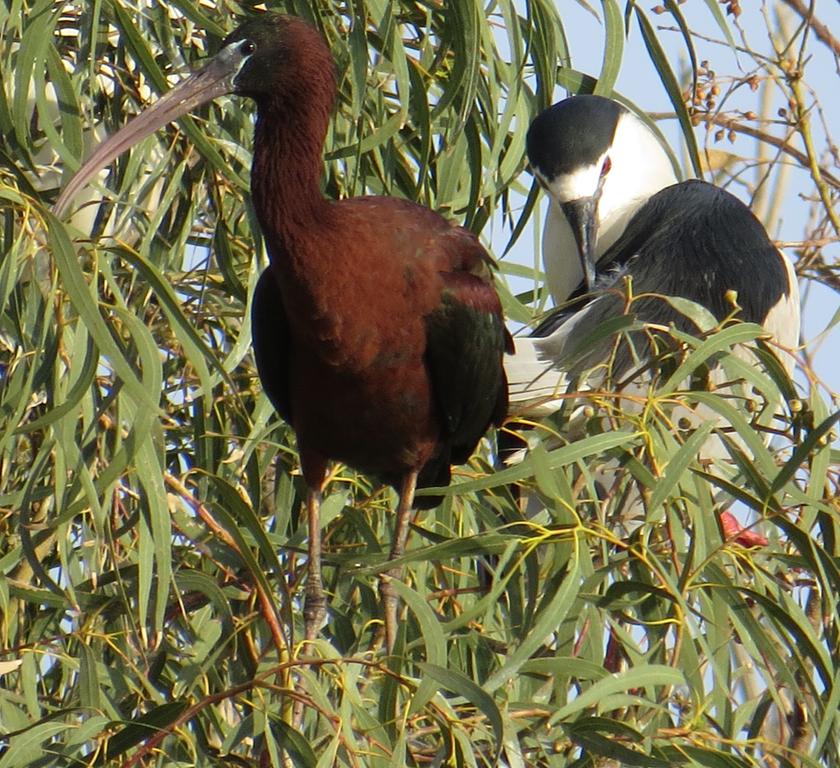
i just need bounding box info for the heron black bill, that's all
[561,197,599,292]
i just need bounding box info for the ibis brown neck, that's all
[250,47,336,249]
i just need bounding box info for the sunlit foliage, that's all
[0,1,838,766]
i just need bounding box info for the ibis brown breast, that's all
[251,194,511,493]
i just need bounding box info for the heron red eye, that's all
[600,156,612,177]
[240,40,256,55]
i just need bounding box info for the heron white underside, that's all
[761,250,801,359]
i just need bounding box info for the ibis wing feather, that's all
[424,271,511,468]
[251,268,292,423]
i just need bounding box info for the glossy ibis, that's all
[55,14,512,652]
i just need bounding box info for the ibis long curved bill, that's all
[53,44,246,218]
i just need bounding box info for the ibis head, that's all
[53,15,334,217]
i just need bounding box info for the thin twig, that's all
[119,656,413,768]
[787,77,840,237]
[779,0,840,58]
[119,666,312,768]
[164,472,290,664]
[650,111,840,190]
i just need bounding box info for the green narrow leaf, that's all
[771,409,840,494]
[78,640,101,711]
[15,335,97,433]
[660,323,765,392]
[95,701,189,764]
[664,0,699,107]
[418,662,504,764]
[547,665,685,724]
[199,498,282,630]
[593,0,624,97]
[47,214,160,412]
[11,0,56,157]
[46,44,84,168]
[700,0,739,53]
[634,6,703,178]
[484,546,581,693]
[417,430,640,496]
[388,579,447,717]
[106,1,234,177]
[0,721,72,768]
[567,725,671,767]
[268,718,318,768]
[648,421,714,510]
[202,472,286,590]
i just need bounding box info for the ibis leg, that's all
[380,469,419,652]
[293,487,327,730]
[303,487,327,644]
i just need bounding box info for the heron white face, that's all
[539,109,679,302]
[541,111,678,252]
[534,156,609,206]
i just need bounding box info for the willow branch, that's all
[779,0,840,58]
[164,472,289,663]
[787,77,840,236]
[651,111,840,190]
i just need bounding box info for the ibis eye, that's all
[240,40,256,56]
